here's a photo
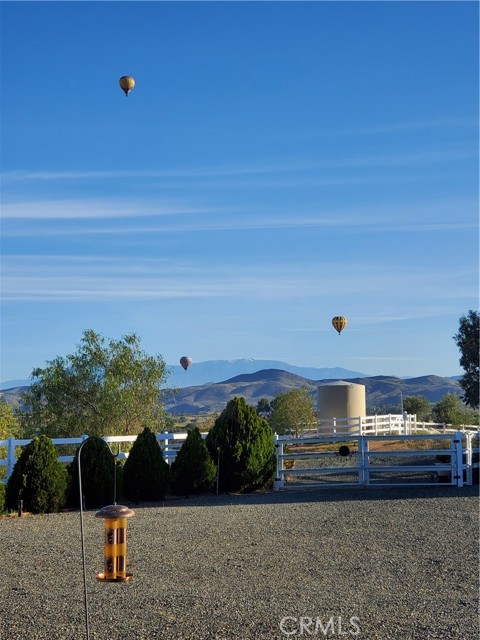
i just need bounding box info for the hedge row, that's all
[3,398,275,514]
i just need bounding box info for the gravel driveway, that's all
[0,485,478,640]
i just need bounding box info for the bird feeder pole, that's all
[78,437,92,640]
[77,436,133,640]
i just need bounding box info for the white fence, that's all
[301,413,479,437]
[0,432,190,484]
[1,415,478,487]
[273,431,479,489]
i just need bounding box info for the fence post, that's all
[464,431,473,485]
[273,434,284,490]
[7,437,16,481]
[358,436,365,485]
[453,432,464,487]
[163,431,170,465]
[374,415,378,436]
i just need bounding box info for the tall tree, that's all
[256,398,272,415]
[453,310,479,409]
[403,396,431,421]
[0,401,19,440]
[0,401,19,481]
[269,387,316,436]
[431,393,469,427]
[19,330,169,438]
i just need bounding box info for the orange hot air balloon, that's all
[119,76,135,96]
[180,356,192,371]
[332,316,347,335]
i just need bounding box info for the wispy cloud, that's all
[1,263,309,302]
[0,199,214,220]
[2,255,476,305]
[1,197,476,231]
[341,116,479,136]
[1,147,476,184]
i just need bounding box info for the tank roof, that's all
[317,380,365,387]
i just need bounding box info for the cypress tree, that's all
[123,427,169,501]
[206,397,276,493]
[170,427,216,496]
[68,437,116,509]
[6,435,68,513]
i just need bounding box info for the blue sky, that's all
[1,1,478,383]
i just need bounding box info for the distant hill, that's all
[344,375,462,408]
[0,360,365,392]
[0,379,31,391]
[1,366,463,417]
[161,369,462,415]
[0,386,28,409]
[167,359,366,388]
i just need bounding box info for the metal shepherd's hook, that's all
[78,436,118,640]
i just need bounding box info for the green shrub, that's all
[123,427,169,501]
[68,437,116,509]
[170,427,216,496]
[5,435,68,513]
[206,397,276,493]
[0,482,5,513]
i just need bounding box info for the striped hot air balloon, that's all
[332,316,347,335]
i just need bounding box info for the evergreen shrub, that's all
[206,397,276,493]
[0,482,5,513]
[170,427,216,496]
[69,437,116,509]
[5,435,68,513]
[123,427,169,501]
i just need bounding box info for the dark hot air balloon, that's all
[119,76,135,96]
[180,356,192,371]
[332,316,347,335]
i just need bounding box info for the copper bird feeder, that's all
[95,504,135,582]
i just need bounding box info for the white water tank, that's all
[317,381,366,435]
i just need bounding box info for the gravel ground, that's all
[0,486,478,640]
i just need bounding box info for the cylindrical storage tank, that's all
[317,382,366,436]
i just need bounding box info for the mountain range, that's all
[0,359,366,391]
[167,359,368,388]
[0,359,462,416]
[161,369,462,415]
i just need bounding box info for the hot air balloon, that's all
[119,76,135,96]
[332,316,347,335]
[180,356,192,371]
